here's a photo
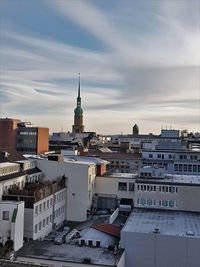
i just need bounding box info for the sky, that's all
[0,0,200,135]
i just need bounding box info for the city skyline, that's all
[0,0,199,134]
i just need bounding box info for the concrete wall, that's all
[95,176,135,200]
[37,128,49,154]
[17,256,115,267]
[12,201,24,251]
[121,231,200,267]
[0,201,24,251]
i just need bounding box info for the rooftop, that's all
[136,174,200,186]
[17,240,123,266]
[101,172,138,179]
[122,209,200,238]
[0,162,19,168]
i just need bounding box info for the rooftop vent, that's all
[186,231,194,236]
[153,228,160,234]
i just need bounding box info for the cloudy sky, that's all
[0,0,199,134]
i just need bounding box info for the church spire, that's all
[72,73,84,133]
[78,73,80,99]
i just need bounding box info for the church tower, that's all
[72,74,84,133]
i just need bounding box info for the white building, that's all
[0,201,24,251]
[121,209,200,267]
[25,186,66,240]
[36,158,96,221]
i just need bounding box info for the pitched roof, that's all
[91,224,121,237]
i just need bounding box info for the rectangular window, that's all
[184,164,188,172]
[129,183,135,191]
[46,217,49,225]
[174,164,178,171]
[35,224,38,233]
[192,165,196,172]
[47,200,49,208]
[50,215,52,223]
[39,204,42,213]
[137,184,140,190]
[35,206,38,216]
[43,202,46,210]
[3,211,9,220]
[39,222,41,231]
[149,154,153,158]
[43,219,45,228]
[118,182,127,191]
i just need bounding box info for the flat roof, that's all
[17,241,122,266]
[122,209,200,238]
[0,200,24,205]
[136,174,200,186]
[63,156,109,165]
[100,173,138,179]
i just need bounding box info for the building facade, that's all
[0,118,21,152]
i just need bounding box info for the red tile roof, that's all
[91,224,120,237]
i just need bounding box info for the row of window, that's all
[174,164,200,173]
[19,131,37,135]
[137,198,177,208]
[137,184,178,193]
[34,206,65,234]
[148,154,198,161]
[118,182,134,192]
[35,191,65,216]
[35,215,52,233]
[0,166,19,176]
[54,206,65,219]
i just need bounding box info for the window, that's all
[184,164,187,172]
[50,215,52,223]
[3,211,9,220]
[43,219,45,228]
[43,202,46,210]
[46,217,49,225]
[35,206,38,216]
[47,200,49,208]
[174,164,178,171]
[35,224,38,233]
[129,183,135,191]
[147,199,152,206]
[149,154,153,158]
[118,182,127,191]
[39,222,41,231]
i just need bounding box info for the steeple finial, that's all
[78,73,80,98]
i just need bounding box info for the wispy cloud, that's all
[0,0,199,134]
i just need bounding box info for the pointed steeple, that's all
[72,73,84,133]
[78,73,81,99]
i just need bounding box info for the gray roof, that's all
[122,209,200,238]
